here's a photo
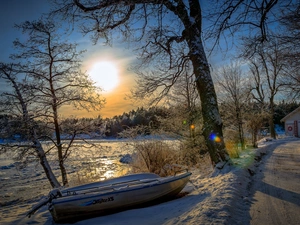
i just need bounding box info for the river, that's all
[0,139,136,204]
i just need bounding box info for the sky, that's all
[0,0,138,119]
[0,1,236,119]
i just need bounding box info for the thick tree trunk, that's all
[191,52,229,165]
[187,36,229,165]
[185,0,229,166]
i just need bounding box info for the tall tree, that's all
[51,0,229,166]
[10,19,106,186]
[244,102,269,148]
[278,4,300,98]
[245,40,286,139]
[215,62,249,149]
[0,63,60,188]
[172,73,201,140]
[207,0,296,139]
[206,0,291,47]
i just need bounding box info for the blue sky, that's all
[0,0,235,118]
[0,0,52,61]
[0,0,138,118]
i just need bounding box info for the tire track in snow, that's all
[249,139,300,225]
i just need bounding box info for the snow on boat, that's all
[27,171,192,223]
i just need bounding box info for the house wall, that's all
[285,120,300,137]
[281,107,300,137]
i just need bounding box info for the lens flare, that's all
[209,133,221,143]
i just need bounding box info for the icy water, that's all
[52,139,135,183]
[0,139,135,205]
[0,138,179,207]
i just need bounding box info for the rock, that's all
[119,154,133,164]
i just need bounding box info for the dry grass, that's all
[129,139,206,177]
[225,140,240,158]
[129,140,180,176]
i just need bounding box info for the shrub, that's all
[178,136,207,166]
[130,140,182,176]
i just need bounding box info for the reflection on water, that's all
[41,140,134,186]
[0,139,179,188]
[0,140,139,204]
[69,158,130,186]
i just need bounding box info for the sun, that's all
[89,61,119,92]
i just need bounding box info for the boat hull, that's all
[49,172,191,223]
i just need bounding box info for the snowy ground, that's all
[247,138,300,225]
[0,136,298,225]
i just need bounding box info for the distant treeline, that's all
[0,107,169,140]
[0,101,299,141]
[92,106,169,137]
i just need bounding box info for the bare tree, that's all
[215,62,249,150]
[162,61,200,137]
[245,40,286,139]
[0,63,61,188]
[7,19,106,186]
[206,1,298,101]
[205,0,293,48]
[278,4,300,98]
[244,103,269,148]
[51,0,229,167]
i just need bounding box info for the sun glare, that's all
[89,61,119,92]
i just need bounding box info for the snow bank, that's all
[0,137,294,225]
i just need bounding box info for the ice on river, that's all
[0,140,134,205]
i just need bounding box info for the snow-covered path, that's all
[1,137,299,225]
[248,139,300,225]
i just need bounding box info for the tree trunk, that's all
[184,0,229,166]
[252,129,258,148]
[192,53,229,165]
[50,59,69,186]
[34,138,61,188]
[188,41,229,164]
[51,91,68,186]
[54,114,68,186]
[269,99,276,139]
[6,68,61,188]
[236,108,245,150]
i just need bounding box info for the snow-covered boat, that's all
[27,171,192,223]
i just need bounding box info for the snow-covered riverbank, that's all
[0,136,296,224]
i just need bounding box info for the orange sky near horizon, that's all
[60,45,139,119]
[0,1,141,120]
[61,90,135,119]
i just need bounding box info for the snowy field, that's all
[0,136,298,225]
